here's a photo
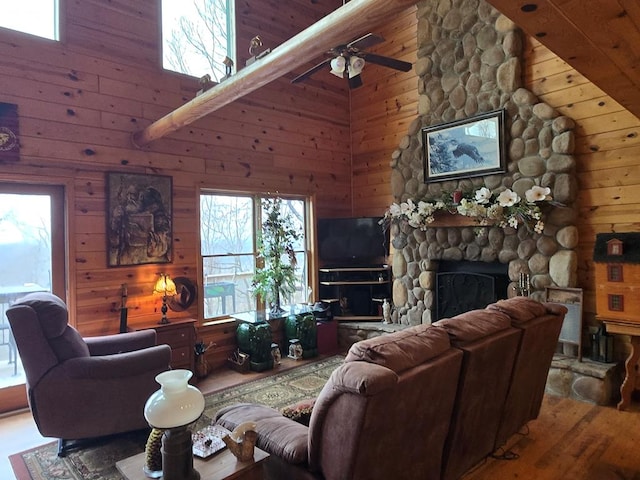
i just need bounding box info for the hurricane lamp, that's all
[144,370,205,480]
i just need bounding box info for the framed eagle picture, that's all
[422,109,506,183]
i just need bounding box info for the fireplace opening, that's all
[436,261,509,320]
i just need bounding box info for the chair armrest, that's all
[62,344,171,379]
[85,330,157,356]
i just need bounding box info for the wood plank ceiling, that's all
[133,0,415,146]
[486,0,640,121]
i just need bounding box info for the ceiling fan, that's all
[290,33,412,89]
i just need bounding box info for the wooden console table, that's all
[116,447,269,480]
[134,318,196,371]
[602,318,640,411]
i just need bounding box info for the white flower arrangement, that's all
[382,186,554,233]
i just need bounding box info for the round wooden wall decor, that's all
[168,276,197,311]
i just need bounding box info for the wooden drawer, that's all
[135,318,196,372]
[171,345,191,368]
[156,327,191,348]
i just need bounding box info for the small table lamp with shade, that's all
[144,369,205,480]
[153,273,177,324]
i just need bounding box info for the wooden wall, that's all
[0,0,348,343]
[351,6,418,217]
[522,37,640,357]
[2,0,640,363]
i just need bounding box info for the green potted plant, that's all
[252,197,301,315]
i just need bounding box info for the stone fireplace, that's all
[387,0,579,325]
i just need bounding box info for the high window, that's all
[200,193,310,321]
[0,0,59,41]
[161,0,235,81]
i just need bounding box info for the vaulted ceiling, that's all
[486,0,640,120]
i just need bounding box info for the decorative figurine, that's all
[271,343,281,365]
[288,339,303,360]
[382,299,392,324]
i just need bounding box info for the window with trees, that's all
[0,183,66,400]
[200,193,310,320]
[0,0,59,40]
[161,0,235,81]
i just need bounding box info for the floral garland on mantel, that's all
[381,186,555,233]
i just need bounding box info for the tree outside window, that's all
[162,0,235,81]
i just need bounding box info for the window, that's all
[161,0,235,81]
[0,0,59,41]
[608,294,624,312]
[200,193,310,320]
[0,183,66,406]
[607,264,623,282]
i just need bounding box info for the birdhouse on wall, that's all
[593,233,640,322]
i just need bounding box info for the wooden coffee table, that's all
[116,447,269,480]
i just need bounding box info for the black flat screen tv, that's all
[317,217,389,265]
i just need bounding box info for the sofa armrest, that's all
[85,330,157,356]
[216,403,310,465]
[62,344,171,379]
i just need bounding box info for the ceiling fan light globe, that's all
[349,56,365,78]
[331,56,346,71]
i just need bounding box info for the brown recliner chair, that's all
[6,292,172,456]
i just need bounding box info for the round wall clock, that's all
[0,126,18,151]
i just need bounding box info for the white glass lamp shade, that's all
[348,56,365,78]
[330,55,346,78]
[144,370,205,429]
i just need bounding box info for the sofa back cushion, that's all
[487,297,567,448]
[434,308,521,480]
[309,326,462,480]
[434,308,511,343]
[344,323,451,373]
[486,296,548,324]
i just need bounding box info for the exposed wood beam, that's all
[132,0,416,147]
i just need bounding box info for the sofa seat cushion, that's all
[434,308,511,343]
[344,323,450,373]
[215,403,309,464]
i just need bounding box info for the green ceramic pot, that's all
[236,322,274,371]
[285,313,318,358]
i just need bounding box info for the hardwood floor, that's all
[2,360,640,480]
[464,396,640,480]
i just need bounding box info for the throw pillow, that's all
[281,398,316,426]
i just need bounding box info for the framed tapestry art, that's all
[422,109,506,182]
[107,172,173,267]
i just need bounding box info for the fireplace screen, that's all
[436,272,497,320]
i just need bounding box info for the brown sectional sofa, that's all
[215,297,566,480]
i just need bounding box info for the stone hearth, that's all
[547,355,623,406]
[387,0,579,326]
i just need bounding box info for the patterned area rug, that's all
[9,355,343,480]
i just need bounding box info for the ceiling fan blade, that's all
[291,58,333,84]
[347,33,384,51]
[361,52,412,72]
